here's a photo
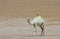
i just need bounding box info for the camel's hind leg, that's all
[39,24,44,36]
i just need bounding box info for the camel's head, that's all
[26,17,30,23]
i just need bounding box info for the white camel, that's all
[26,14,45,36]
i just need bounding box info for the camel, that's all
[26,14,45,36]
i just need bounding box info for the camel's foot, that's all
[41,31,44,36]
[32,31,37,36]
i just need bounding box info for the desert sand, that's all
[0,17,60,39]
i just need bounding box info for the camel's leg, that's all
[42,24,44,36]
[33,24,37,36]
[39,24,44,36]
[41,23,44,36]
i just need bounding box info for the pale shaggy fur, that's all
[26,15,45,36]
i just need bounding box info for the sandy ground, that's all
[0,17,60,39]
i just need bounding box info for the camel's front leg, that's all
[33,24,37,36]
